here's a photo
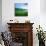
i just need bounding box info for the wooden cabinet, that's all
[7,23,34,46]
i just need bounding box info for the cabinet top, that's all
[7,23,34,25]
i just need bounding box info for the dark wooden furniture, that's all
[7,23,34,46]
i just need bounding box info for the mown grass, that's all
[15,8,28,16]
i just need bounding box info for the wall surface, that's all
[0,0,2,32]
[2,0,40,31]
[2,0,46,46]
[40,0,46,32]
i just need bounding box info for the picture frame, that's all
[14,3,28,16]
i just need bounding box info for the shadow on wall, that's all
[0,0,2,32]
[40,0,46,13]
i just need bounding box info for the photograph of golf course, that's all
[15,3,28,16]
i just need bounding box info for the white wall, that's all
[2,0,46,46]
[40,0,46,13]
[2,0,40,30]
[40,0,46,32]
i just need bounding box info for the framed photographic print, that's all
[15,3,28,16]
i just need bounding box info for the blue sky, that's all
[15,3,28,9]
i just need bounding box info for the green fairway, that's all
[15,8,28,16]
